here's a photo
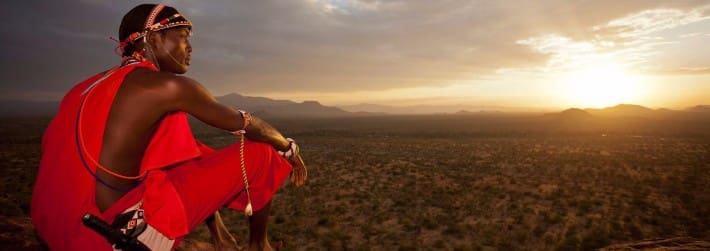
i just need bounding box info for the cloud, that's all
[510,3,710,76]
[646,67,710,75]
[679,32,703,38]
[307,0,383,14]
[1,0,710,102]
[185,1,710,94]
[593,6,710,38]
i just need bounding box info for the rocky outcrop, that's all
[0,216,220,250]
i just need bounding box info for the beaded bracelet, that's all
[277,138,300,160]
[232,110,252,136]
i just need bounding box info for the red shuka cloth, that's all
[31,61,292,250]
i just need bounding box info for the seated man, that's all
[30,4,307,251]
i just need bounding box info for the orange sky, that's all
[1,1,708,110]
[251,1,710,109]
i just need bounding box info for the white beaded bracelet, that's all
[231,109,251,136]
[277,138,299,160]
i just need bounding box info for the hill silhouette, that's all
[1,95,708,120]
[0,93,356,118]
[339,103,513,114]
[0,100,59,117]
[585,104,654,117]
[686,105,710,112]
[546,108,594,120]
[216,93,354,118]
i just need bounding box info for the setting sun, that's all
[559,62,641,108]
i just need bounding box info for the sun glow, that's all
[559,62,641,108]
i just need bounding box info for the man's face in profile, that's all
[154,27,192,74]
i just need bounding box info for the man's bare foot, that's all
[247,240,282,251]
[207,212,244,251]
[213,234,243,251]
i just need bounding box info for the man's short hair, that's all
[118,4,190,56]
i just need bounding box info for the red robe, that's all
[31,61,292,250]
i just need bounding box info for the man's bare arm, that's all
[164,76,289,149]
[163,75,307,186]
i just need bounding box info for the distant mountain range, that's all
[216,93,353,117]
[685,104,710,113]
[0,93,356,118]
[338,103,510,114]
[0,94,707,119]
[536,104,710,133]
[0,100,60,116]
[546,104,710,120]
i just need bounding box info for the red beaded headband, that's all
[117,4,192,54]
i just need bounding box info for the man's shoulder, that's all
[127,67,174,85]
[123,69,205,106]
[124,68,192,93]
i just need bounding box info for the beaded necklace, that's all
[233,111,254,216]
[76,60,148,193]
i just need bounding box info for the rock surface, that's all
[0,216,219,250]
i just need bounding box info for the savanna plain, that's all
[1,113,708,250]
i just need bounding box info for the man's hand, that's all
[289,154,307,187]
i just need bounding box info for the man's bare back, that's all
[96,68,178,211]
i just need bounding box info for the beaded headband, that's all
[118,4,192,54]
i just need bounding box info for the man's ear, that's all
[146,32,163,49]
